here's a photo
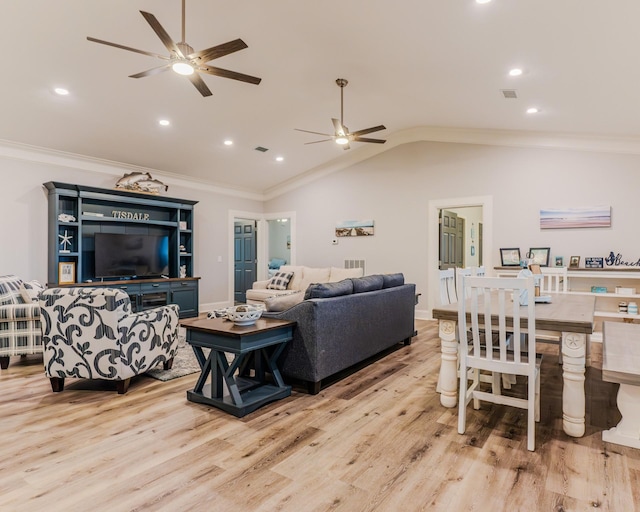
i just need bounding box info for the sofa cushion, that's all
[279,265,304,290]
[351,274,384,293]
[299,267,331,292]
[267,271,295,290]
[304,279,354,300]
[329,267,364,282]
[264,291,305,312]
[382,273,405,288]
[268,258,287,269]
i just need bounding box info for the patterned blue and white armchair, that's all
[40,287,180,394]
[0,275,45,369]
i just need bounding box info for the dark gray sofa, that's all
[262,274,416,394]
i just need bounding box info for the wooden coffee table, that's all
[180,316,295,417]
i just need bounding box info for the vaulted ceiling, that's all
[2,1,640,196]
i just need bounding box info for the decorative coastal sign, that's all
[335,220,374,237]
[585,257,604,268]
[605,252,640,267]
[540,206,611,229]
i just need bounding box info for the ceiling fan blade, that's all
[140,11,183,58]
[187,73,212,97]
[353,137,386,144]
[199,65,262,85]
[305,139,333,145]
[295,128,333,137]
[86,37,169,60]
[350,125,386,137]
[189,39,249,63]
[332,118,346,136]
[129,64,171,79]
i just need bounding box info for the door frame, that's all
[228,210,296,305]
[427,196,492,318]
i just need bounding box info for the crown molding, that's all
[0,139,264,202]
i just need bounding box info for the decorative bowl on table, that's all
[226,305,263,326]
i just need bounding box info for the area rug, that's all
[146,340,205,381]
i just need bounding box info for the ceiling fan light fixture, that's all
[335,136,349,145]
[172,61,195,76]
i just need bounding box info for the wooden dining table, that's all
[432,292,596,437]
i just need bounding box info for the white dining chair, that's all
[538,266,568,363]
[439,268,456,305]
[457,275,542,451]
[540,266,568,293]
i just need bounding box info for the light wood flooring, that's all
[1,320,638,511]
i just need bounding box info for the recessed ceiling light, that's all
[526,107,539,114]
[224,140,233,146]
[54,87,69,96]
[159,119,170,126]
[275,156,284,162]
[509,68,523,77]
[476,0,491,4]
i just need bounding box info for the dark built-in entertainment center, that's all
[44,182,199,318]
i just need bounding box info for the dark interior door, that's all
[439,209,458,269]
[234,220,256,304]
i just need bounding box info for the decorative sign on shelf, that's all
[605,251,640,267]
[585,257,604,268]
[115,172,168,195]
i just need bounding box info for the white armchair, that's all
[40,287,180,393]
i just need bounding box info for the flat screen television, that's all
[94,233,169,279]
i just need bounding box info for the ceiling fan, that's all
[86,0,261,97]
[295,78,386,150]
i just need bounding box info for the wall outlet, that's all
[332,238,338,245]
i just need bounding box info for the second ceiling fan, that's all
[296,79,386,150]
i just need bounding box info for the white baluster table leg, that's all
[602,383,640,449]
[439,319,459,408]
[561,332,587,437]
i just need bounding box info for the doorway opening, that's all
[427,196,492,317]
[228,210,296,305]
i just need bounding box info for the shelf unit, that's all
[44,182,199,318]
[494,267,640,341]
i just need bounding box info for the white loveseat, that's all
[246,265,364,304]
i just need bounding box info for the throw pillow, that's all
[351,274,384,293]
[264,291,305,312]
[266,271,294,290]
[382,273,405,288]
[304,279,354,300]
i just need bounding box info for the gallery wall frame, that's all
[335,220,374,237]
[540,206,611,229]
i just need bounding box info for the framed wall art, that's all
[500,248,521,267]
[528,247,550,267]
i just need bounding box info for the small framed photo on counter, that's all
[58,262,76,284]
[500,248,521,266]
[528,247,551,267]
[569,256,580,269]
[555,256,564,267]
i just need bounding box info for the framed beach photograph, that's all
[500,248,521,267]
[58,262,76,284]
[569,256,581,269]
[528,247,551,267]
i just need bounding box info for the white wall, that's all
[264,140,640,316]
[6,138,640,316]
[0,154,263,308]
